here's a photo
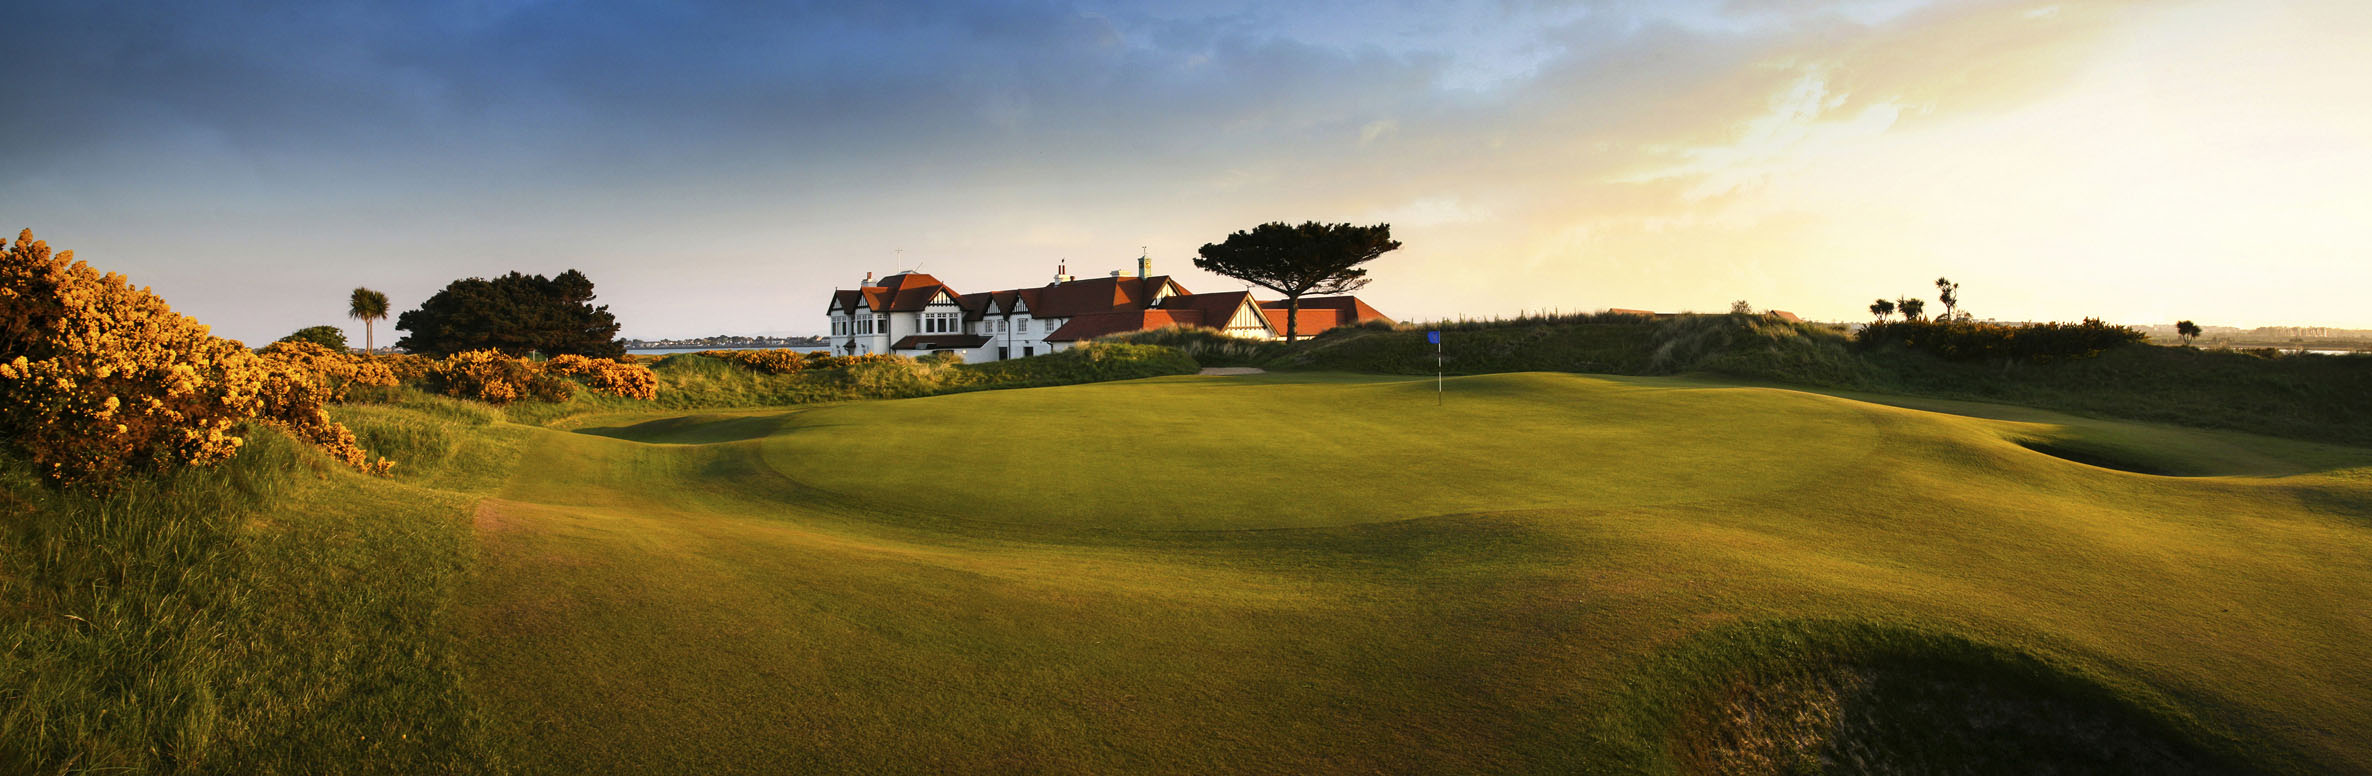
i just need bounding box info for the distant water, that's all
[626,345,832,356]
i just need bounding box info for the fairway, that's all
[458,372,2372,774]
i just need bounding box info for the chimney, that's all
[861,271,874,287]
[1138,248,1151,280]
[1053,263,1073,284]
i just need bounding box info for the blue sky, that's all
[5,0,2368,342]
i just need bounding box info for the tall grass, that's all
[1100,326,1285,367]
[0,420,504,773]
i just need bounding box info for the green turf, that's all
[444,372,2372,774]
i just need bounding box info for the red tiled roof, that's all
[1767,310,1803,322]
[1160,291,1269,334]
[875,273,955,312]
[1258,295,1392,325]
[1263,307,1342,337]
[1021,275,1185,317]
[1044,309,1207,342]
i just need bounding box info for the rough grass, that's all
[0,417,509,774]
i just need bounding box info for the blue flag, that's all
[1427,330,1441,344]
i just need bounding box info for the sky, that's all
[4,0,2368,344]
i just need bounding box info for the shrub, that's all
[1856,318,2146,363]
[692,349,810,374]
[0,229,390,485]
[425,349,573,404]
[278,324,348,350]
[1103,325,1284,367]
[544,354,658,400]
[257,340,399,402]
[373,352,434,381]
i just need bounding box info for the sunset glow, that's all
[5,0,2366,340]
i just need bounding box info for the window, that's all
[997,346,1010,360]
[1023,346,1034,357]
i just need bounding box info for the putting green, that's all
[457,372,2372,774]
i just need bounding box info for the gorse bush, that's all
[370,351,434,382]
[692,349,812,374]
[687,349,911,375]
[1857,318,2147,363]
[544,354,658,400]
[258,340,399,402]
[424,349,575,405]
[0,229,390,485]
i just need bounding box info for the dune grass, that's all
[453,372,2372,774]
[0,406,515,773]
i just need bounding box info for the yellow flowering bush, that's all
[374,352,433,381]
[258,340,398,401]
[0,229,391,485]
[544,354,657,400]
[694,349,809,374]
[426,349,574,404]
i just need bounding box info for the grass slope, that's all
[0,391,523,773]
[454,372,2372,774]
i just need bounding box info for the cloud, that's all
[8,0,2346,341]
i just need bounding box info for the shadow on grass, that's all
[1589,620,2282,776]
[2012,439,2182,477]
[573,413,796,445]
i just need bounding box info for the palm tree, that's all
[349,287,390,354]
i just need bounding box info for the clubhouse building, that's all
[826,256,1392,362]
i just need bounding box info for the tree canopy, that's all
[1895,296,1927,321]
[1193,221,1399,341]
[277,325,348,351]
[394,270,624,358]
[1934,277,1961,320]
[349,287,389,353]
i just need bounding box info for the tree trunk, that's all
[1285,297,1300,343]
[365,320,374,354]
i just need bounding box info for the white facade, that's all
[828,263,1356,362]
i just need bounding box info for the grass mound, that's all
[1604,622,2251,776]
